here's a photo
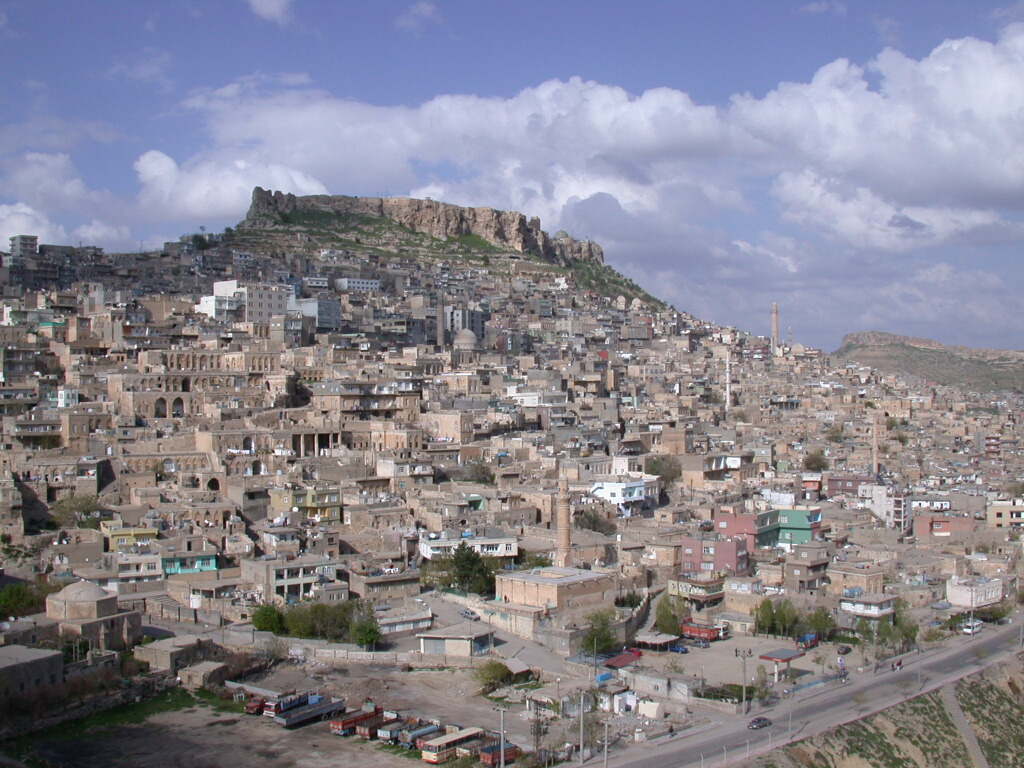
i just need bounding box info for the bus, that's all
[421,727,484,763]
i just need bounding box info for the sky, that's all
[2,1,1024,352]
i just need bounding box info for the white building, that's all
[589,473,660,517]
[195,280,292,324]
[336,277,380,292]
[946,575,1003,610]
[417,531,518,561]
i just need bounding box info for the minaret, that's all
[771,302,779,354]
[554,472,572,567]
[871,414,879,476]
[724,350,732,413]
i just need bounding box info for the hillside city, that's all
[1,199,1023,767]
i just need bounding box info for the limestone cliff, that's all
[243,187,603,267]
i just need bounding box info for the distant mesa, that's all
[243,186,604,268]
[834,331,1024,393]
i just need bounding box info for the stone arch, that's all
[252,460,264,476]
[207,478,220,491]
[162,458,176,475]
[242,436,254,452]
[171,397,184,417]
[181,377,191,393]
[154,398,167,418]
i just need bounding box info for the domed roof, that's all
[57,580,111,602]
[453,328,478,349]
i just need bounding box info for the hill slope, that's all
[229,187,664,308]
[833,331,1024,393]
[746,654,1024,768]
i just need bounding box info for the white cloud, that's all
[396,2,441,34]
[798,2,847,17]
[0,202,68,246]
[247,0,295,26]
[104,48,174,92]
[134,149,327,221]
[71,220,135,252]
[2,152,115,214]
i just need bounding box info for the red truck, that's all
[480,742,520,767]
[244,696,266,715]
[264,692,308,718]
[355,712,397,739]
[679,622,727,642]
[329,705,384,736]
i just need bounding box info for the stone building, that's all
[45,580,143,651]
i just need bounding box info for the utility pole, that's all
[499,708,507,768]
[738,648,753,714]
[579,691,585,765]
[602,721,609,768]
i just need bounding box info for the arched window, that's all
[154,398,167,418]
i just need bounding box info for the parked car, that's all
[460,608,480,621]
[667,644,689,654]
[836,645,852,655]
[961,619,983,635]
[624,647,643,657]
[691,639,710,649]
[748,717,772,730]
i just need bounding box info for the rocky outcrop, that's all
[243,187,603,267]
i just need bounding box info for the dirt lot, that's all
[20,662,547,768]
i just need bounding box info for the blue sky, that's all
[2,1,1024,351]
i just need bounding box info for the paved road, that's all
[604,619,1024,768]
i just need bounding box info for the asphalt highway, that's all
[604,618,1024,768]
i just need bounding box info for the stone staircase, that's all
[940,683,989,768]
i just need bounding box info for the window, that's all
[701,562,714,571]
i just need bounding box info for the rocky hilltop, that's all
[244,187,603,268]
[833,331,1024,393]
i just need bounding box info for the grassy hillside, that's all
[745,654,1024,768]
[229,207,668,309]
[833,333,1024,393]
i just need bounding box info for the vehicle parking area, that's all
[23,663,532,768]
[629,634,851,689]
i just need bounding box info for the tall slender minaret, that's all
[771,302,779,354]
[725,350,732,413]
[554,471,572,568]
[871,414,879,476]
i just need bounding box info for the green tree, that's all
[575,508,616,536]
[855,618,876,645]
[647,456,682,486]
[1005,480,1024,498]
[806,606,836,640]
[450,542,496,595]
[48,495,102,528]
[654,595,685,635]
[884,416,899,430]
[351,613,382,650]
[517,550,552,570]
[473,659,512,692]
[465,462,495,485]
[0,584,37,616]
[582,608,618,655]
[803,450,829,472]
[826,423,845,443]
[252,604,286,634]
[774,599,798,637]
[755,598,776,635]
